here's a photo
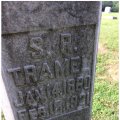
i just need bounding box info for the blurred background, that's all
[92,1,119,120]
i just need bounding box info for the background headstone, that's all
[2,1,102,120]
[104,6,111,13]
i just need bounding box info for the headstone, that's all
[104,6,111,13]
[2,1,101,120]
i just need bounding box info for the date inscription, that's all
[16,77,90,120]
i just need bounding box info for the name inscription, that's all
[8,56,81,86]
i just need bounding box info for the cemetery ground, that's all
[92,13,118,120]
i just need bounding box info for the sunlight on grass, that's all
[92,12,119,120]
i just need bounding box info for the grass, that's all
[92,12,119,120]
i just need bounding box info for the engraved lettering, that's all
[29,109,38,120]
[52,82,62,98]
[63,58,70,77]
[79,91,86,107]
[54,60,63,78]
[7,67,21,85]
[73,46,78,53]
[30,37,44,58]
[34,87,47,104]
[67,79,75,94]
[76,76,83,91]
[6,25,96,119]
[71,56,80,74]
[14,91,24,107]
[63,79,67,95]
[26,91,37,107]
[60,33,72,56]
[84,75,90,89]
[65,97,71,111]
[34,89,44,103]
[70,95,78,109]
[61,98,66,113]
[46,83,52,98]
[38,106,47,119]
[54,100,62,115]
[14,72,91,119]
[40,63,53,80]
[17,109,28,120]
[24,65,37,84]
[49,101,54,116]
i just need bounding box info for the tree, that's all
[111,1,119,12]
[102,1,113,11]
[102,1,119,12]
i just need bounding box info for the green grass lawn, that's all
[92,12,119,120]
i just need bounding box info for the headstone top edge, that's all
[2,1,101,34]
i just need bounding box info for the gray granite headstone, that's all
[2,2,101,120]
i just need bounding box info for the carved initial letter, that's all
[60,33,72,57]
[30,37,44,58]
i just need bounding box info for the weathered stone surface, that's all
[2,1,101,120]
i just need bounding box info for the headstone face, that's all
[2,2,101,120]
[104,6,111,13]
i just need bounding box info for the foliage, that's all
[102,1,113,11]
[102,1,119,12]
[111,1,119,12]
